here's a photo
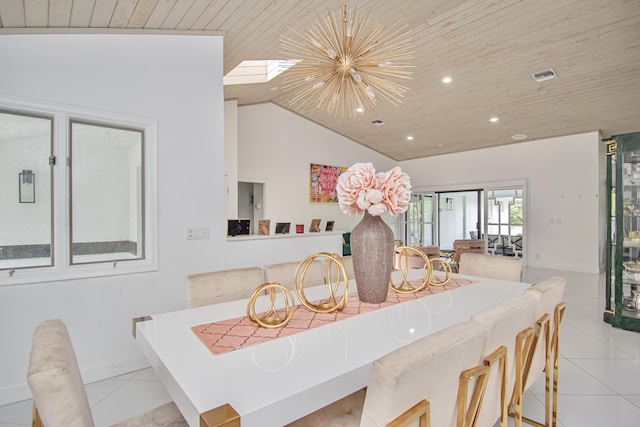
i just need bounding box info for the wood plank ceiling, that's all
[1,0,639,160]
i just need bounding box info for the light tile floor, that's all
[2,267,640,426]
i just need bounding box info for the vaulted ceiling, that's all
[1,0,639,160]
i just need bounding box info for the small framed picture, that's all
[227,219,251,236]
[310,218,321,232]
[325,220,335,231]
[258,219,270,235]
[275,222,291,234]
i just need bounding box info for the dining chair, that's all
[342,255,356,280]
[458,252,522,282]
[186,266,264,308]
[452,239,486,271]
[519,277,567,427]
[27,319,187,427]
[470,293,537,427]
[287,320,489,427]
[264,259,325,290]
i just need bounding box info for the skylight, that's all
[223,60,299,85]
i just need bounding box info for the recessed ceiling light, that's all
[512,134,527,140]
[406,135,414,141]
[356,107,364,113]
[442,76,452,84]
[490,117,499,123]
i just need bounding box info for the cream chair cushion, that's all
[288,321,487,427]
[523,276,566,389]
[27,319,187,427]
[264,260,325,290]
[285,389,366,427]
[186,266,264,308]
[27,319,94,427]
[111,402,186,426]
[470,294,537,427]
[341,255,356,280]
[458,252,522,282]
[360,321,487,427]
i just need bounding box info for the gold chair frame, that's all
[513,303,566,427]
[294,252,348,313]
[387,399,430,427]
[457,364,490,427]
[510,327,535,427]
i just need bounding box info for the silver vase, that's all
[351,211,394,303]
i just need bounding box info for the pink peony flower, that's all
[337,163,412,216]
[379,167,412,215]
[336,163,377,215]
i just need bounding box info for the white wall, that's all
[0,34,225,404]
[399,132,605,274]
[236,103,397,234]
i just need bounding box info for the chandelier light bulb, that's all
[327,48,337,59]
[365,86,376,98]
[312,81,325,90]
[311,38,322,48]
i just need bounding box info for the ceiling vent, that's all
[372,119,385,126]
[532,69,557,82]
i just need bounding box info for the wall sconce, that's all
[19,169,35,203]
[445,197,454,211]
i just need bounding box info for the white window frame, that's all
[0,95,158,286]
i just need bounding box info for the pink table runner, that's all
[192,276,476,355]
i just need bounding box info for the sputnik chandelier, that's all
[280,3,413,117]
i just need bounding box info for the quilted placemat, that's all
[192,275,476,355]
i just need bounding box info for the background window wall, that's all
[403,185,525,258]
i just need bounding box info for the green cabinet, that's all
[605,132,640,332]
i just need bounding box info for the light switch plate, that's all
[187,226,210,240]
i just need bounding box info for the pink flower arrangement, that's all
[336,163,412,216]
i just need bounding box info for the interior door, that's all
[437,190,482,250]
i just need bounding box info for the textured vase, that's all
[351,211,394,303]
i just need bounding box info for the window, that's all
[403,184,525,259]
[0,110,53,269]
[69,121,144,265]
[402,193,434,246]
[0,97,157,285]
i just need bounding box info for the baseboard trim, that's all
[0,355,150,406]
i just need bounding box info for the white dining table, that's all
[135,273,531,427]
